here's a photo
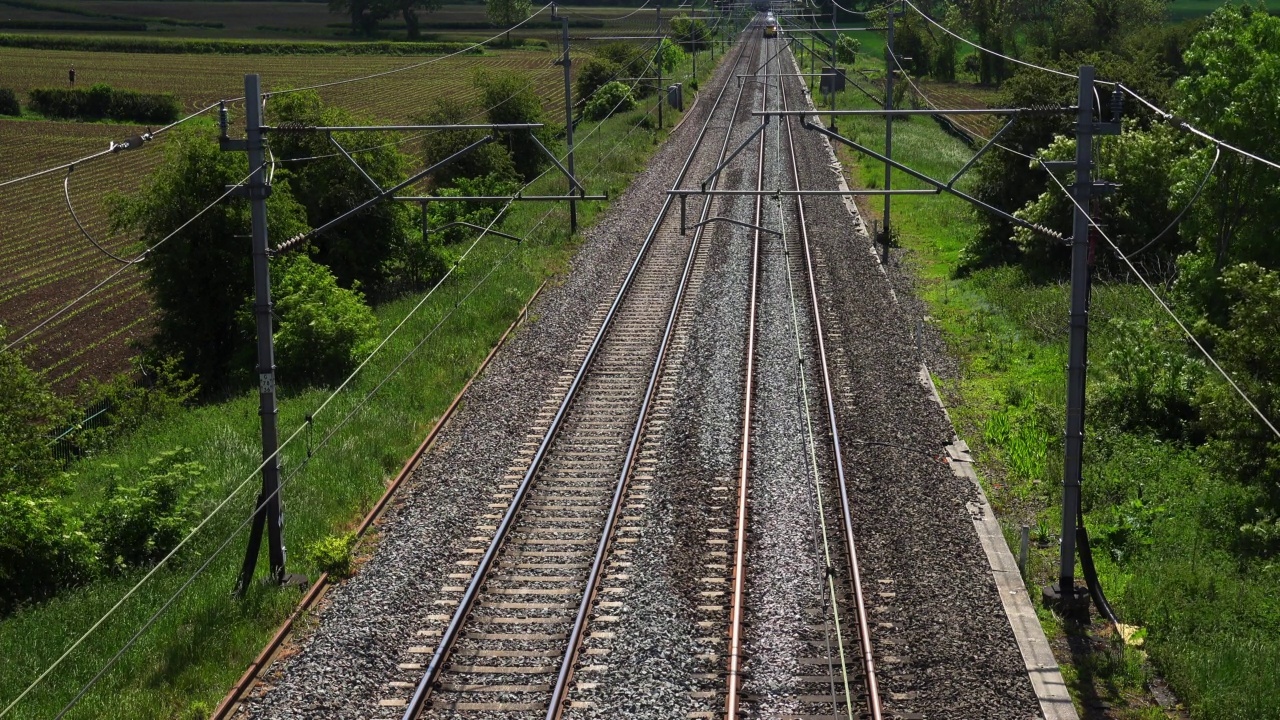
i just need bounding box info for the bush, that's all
[308,533,355,577]
[474,69,557,181]
[0,332,70,495]
[416,96,518,188]
[593,41,655,96]
[584,81,635,121]
[0,492,99,612]
[576,57,623,102]
[28,83,179,124]
[1091,318,1203,441]
[87,448,205,572]
[0,34,475,56]
[0,88,19,116]
[246,254,378,388]
[836,34,860,63]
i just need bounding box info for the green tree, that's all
[109,127,310,391]
[268,91,418,298]
[386,0,441,40]
[474,69,556,181]
[1172,5,1280,323]
[417,96,518,188]
[487,0,531,43]
[1193,263,1280,555]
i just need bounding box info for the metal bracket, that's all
[682,215,781,236]
[529,132,586,194]
[801,119,1066,242]
[427,221,526,243]
[329,133,384,193]
[700,121,767,192]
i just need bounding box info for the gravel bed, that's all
[780,50,1042,720]
[561,37,765,720]
[236,41,746,720]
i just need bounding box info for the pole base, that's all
[281,572,310,590]
[1042,582,1090,620]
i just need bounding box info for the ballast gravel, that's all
[242,35,1045,720]
[237,43,744,720]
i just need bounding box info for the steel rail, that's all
[725,31,772,719]
[399,26,756,720]
[779,42,884,720]
[544,34,763,718]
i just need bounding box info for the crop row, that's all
[1,46,565,120]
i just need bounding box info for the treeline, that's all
[28,84,180,123]
[0,33,478,55]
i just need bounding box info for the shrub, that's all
[416,96,518,188]
[0,332,70,495]
[308,533,355,577]
[247,254,378,388]
[474,69,557,181]
[0,88,19,116]
[28,83,179,124]
[0,492,98,612]
[836,34,860,63]
[576,57,623,102]
[1091,318,1203,441]
[584,81,635,121]
[87,448,205,572]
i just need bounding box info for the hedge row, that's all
[0,88,18,116]
[28,84,179,124]
[0,33,479,55]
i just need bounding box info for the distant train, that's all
[763,11,778,37]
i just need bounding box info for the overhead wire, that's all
[1128,145,1220,259]
[63,170,137,265]
[1039,159,1280,443]
[1116,83,1280,172]
[3,167,260,353]
[8,48,676,717]
[0,102,220,191]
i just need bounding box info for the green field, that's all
[0,1,659,40]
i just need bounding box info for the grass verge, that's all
[0,48,720,720]
[793,37,1280,720]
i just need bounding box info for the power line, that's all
[1039,159,1280,443]
[15,78,670,719]
[1117,83,1280,172]
[0,103,219,191]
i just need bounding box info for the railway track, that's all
[373,23,884,720]
[711,33,883,720]
[378,24,765,720]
